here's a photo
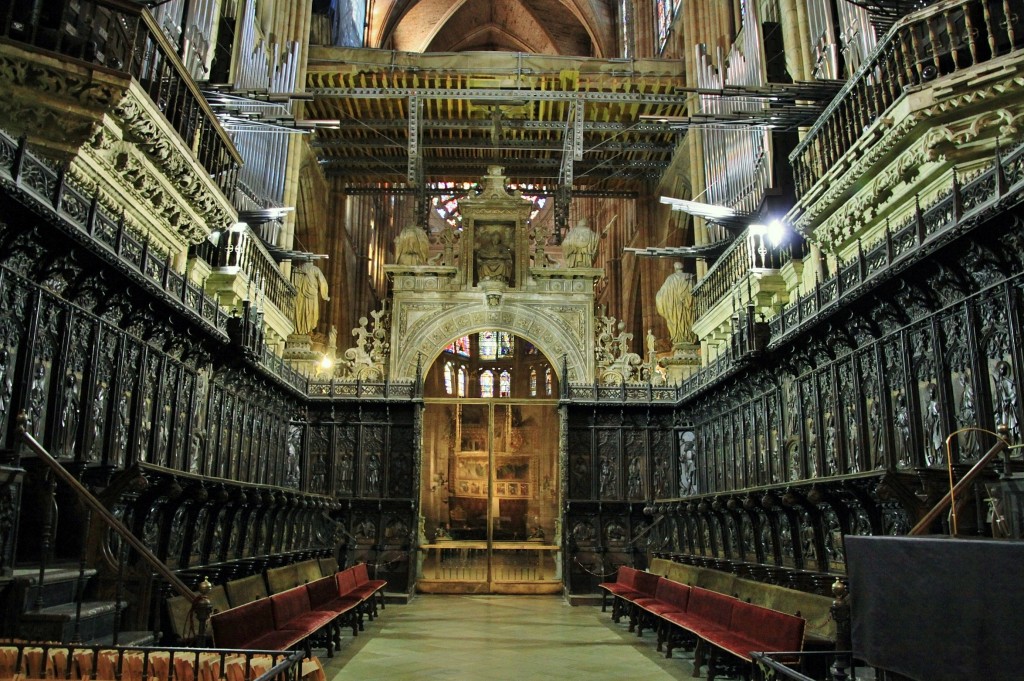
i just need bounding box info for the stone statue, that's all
[476,231,512,283]
[394,223,431,265]
[656,262,696,349]
[562,217,600,268]
[293,260,330,335]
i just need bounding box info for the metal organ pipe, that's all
[696,0,771,236]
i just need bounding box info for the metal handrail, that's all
[909,427,1011,535]
[15,412,212,640]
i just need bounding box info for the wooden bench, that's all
[605,576,806,681]
[265,559,324,594]
[597,566,658,626]
[649,557,835,646]
[210,566,377,656]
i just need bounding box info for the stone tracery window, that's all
[499,370,511,397]
[444,362,453,395]
[429,182,548,228]
[480,370,494,398]
[530,369,538,397]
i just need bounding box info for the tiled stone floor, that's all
[321,594,700,680]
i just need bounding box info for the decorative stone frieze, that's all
[790,54,1024,258]
[0,44,235,266]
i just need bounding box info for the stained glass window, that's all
[479,331,497,360]
[455,336,470,357]
[545,367,553,396]
[444,362,453,395]
[457,367,467,397]
[444,341,456,353]
[499,370,511,397]
[498,332,514,358]
[656,0,682,52]
[530,369,538,397]
[480,370,494,398]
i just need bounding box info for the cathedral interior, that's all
[0,0,1021,680]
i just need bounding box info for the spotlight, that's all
[766,219,787,246]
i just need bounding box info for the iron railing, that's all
[692,228,808,323]
[0,0,241,194]
[772,138,1024,343]
[17,416,211,644]
[791,0,1024,198]
[211,227,296,322]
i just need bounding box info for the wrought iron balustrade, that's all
[790,0,1024,198]
[0,0,241,195]
[772,138,1024,343]
[17,419,212,645]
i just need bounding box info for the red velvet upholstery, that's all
[717,601,806,661]
[636,578,691,616]
[630,570,660,599]
[336,568,359,596]
[664,586,735,638]
[211,597,304,650]
[352,562,387,591]
[307,576,342,609]
[598,566,638,595]
[270,585,334,632]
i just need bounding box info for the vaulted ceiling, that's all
[368,0,616,57]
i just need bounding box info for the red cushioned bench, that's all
[211,565,380,657]
[210,597,307,652]
[703,599,806,681]
[351,562,387,616]
[637,584,805,681]
[597,566,639,617]
[307,574,363,646]
[632,577,691,649]
[597,566,659,626]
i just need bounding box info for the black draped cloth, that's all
[847,536,1024,681]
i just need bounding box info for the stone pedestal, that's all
[660,343,701,385]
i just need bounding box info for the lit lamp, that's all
[746,219,788,271]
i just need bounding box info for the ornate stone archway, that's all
[389,295,593,384]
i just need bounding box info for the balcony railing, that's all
[211,226,296,322]
[0,0,241,195]
[790,0,1024,198]
[773,138,1024,342]
[692,229,807,323]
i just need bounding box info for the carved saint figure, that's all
[957,373,979,456]
[393,223,431,265]
[655,262,697,348]
[60,373,79,458]
[562,217,600,268]
[476,232,513,283]
[366,452,382,493]
[923,383,943,465]
[626,455,643,499]
[994,361,1020,442]
[292,261,330,335]
[0,349,12,433]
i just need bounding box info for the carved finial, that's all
[16,410,27,435]
[832,577,848,601]
[198,576,212,596]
